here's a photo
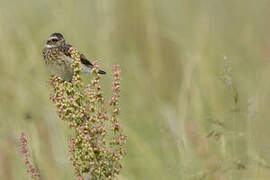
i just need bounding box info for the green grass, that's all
[1,0,270,179]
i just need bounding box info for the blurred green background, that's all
[1,0,270,179]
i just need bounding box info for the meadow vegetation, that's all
[0,0,270,179]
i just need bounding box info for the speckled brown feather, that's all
[42,33,106,81]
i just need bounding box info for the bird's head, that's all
[45,32,66,48]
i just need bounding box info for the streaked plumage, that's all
[42,32,106,81]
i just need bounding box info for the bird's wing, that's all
[80,54,94,68]
[63,44,93,68]
[63,44,106,74]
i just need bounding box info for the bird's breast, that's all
[43,48,74,81]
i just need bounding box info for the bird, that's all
[42,32,106,81]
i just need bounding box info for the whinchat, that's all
[42,32,106,81]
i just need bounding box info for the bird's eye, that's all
[52,38,58,42]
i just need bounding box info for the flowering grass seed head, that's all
[19,132,41,180]
[48,48,126,179]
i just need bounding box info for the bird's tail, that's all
[98,69,106,74]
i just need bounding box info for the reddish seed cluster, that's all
[19,132,41,180]
[49,48,126,180]
[109,64,126,161]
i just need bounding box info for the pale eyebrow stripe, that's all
[45,44,56,48]
[48,37,58,41]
